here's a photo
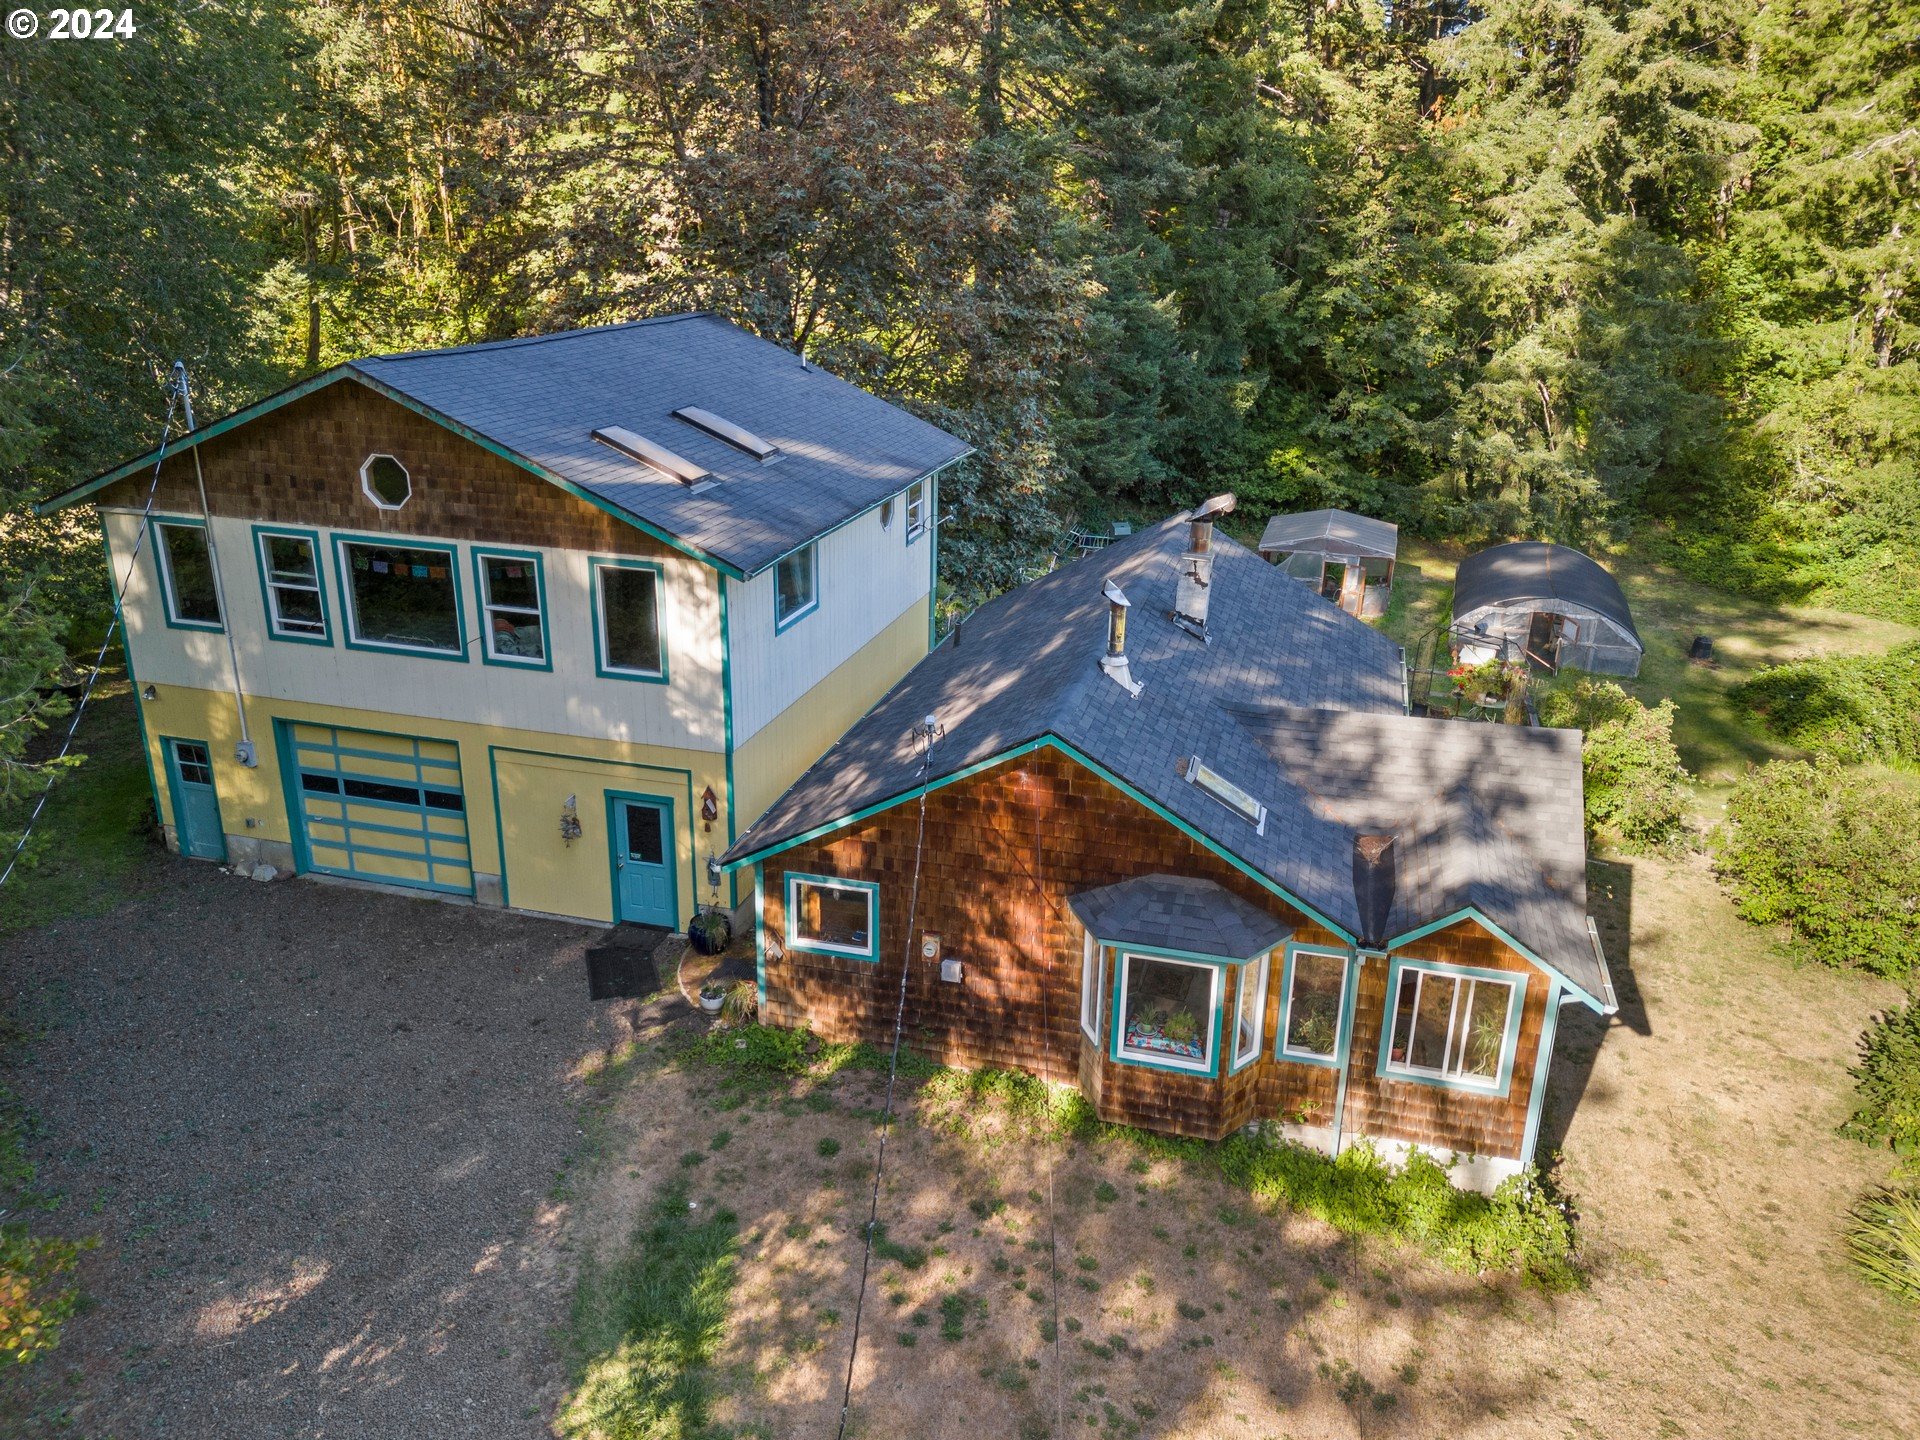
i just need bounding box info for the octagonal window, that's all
[360,454,412,510]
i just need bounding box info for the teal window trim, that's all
[1374,954,1529,1099]
[784,871,880,961]
[1229,948,1271,1074]
[471,545,552,672]
[1276,944,1353,1069]
[1389,906,1606,1014]
[250,524,332,646]
[147,514,225,632]
[1107,944,1228,1079]
[330,532,469,662]
[905,480,928,545]
[589,555,670,684]
[754,864,768,1005]
[773,541,819,633]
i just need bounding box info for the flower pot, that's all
[688,909,732,956]
[699,991,725,1014]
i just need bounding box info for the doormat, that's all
[585,925,670,1001]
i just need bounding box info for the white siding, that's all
[726,493,933,744]
[103,509,726,753]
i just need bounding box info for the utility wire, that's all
[832,719,938,1440]
[0,371,185,893]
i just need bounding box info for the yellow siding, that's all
[141,684,725,926]
[731,595,930,832]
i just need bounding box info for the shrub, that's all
[1537,680,1690,852]
[1844,1184,1920,1304]
[1713,759,1920,981]
[1841,1002,1920,1159]
[1735,643,1920,765]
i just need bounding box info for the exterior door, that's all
[1319,562,1346,604]
[164,738,227,861]
[278,721,473,894]
[1525,610,1560,671]
[610,795,676,928]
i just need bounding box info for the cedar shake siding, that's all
[94,381,676,565]
[758,748,1549,1156]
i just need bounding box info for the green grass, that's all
[1,682,161,936]
[559,1180,741,1439]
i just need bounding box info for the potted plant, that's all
[688,906,732,956]
[698,978,729,1014]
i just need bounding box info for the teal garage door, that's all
[281,722,472,894]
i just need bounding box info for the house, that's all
[36,315,969,927]
[1256,507,1398,618]
[1452,542,1644,677]
[724,503,1617,1191]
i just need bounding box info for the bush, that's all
[1537,680,1690,852]
[1713,759,1920,981]
[1841,1003,1920,1159]
[1734,643,1920,765]
[1845,1184,1920,1304]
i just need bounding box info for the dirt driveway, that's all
[0,858,645,1438]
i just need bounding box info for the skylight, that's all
[1186,756,1267,834]
[591,426,713,489]
[673,406,779,461]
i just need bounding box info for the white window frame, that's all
[774,542,819,632]
[1079,932,1105,1043]
[153,518,224,630]
[1278,945,1350,1067]
[255,529,325,640]
[591,557,668,681]
[785,872,879,961]
[1113,950,1221,1076]
[1231,951,1270,1072]
[1380,960,1524,1095]
[904,481,927,543]
[359,452,412,511]
[474,549,548,668]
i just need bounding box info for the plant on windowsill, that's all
[687,906,732,956]
[1162,1009,1199,1044]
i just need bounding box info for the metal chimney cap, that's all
[1102,580,1131,608]
[1190,493,1237,523]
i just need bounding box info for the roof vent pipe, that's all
[1099,580,1144,697]
[1174,492,1235,644]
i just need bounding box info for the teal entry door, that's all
[164,737,227,862]
[609,794,676,928]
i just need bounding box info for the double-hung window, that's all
[254,528,328,642]
[337,538,463,657]
[774,543,818,631]
[1079,933,1105,1043]
[1381,960,1524,1093]
[152,519,223,630]
[475,549,548,667]
[1278,947,1348,1065]
[785,873,878,960]
[1231,952,1270,1071]
[1114,952,1221,1075]
[592,558,666,680]
[904,481,927,543]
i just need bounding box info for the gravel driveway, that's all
[0,858,647,1438]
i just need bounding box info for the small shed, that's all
[1257,509,1398,617]
[1451,542,1643,677]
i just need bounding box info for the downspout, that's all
[175,363,255,767]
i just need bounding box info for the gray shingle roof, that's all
[1068,875,1295,960]
[1453,542,1642,647]
[727,515,1610,1007]
[1257,508,1398,561]
[353,316,970,576]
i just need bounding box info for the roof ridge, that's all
[357,312,715,365]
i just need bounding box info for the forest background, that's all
[2,0,1915,779]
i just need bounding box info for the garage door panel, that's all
[285,722,472,896]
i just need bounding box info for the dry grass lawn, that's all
[563,852,1918,1440]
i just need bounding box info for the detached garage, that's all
[1451,542,1644,677]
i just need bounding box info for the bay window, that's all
[1231,951,1270,1071]
[1079,933,1104,1043]
[1114,952,1220,1075]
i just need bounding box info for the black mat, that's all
[584,925,670,1001]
